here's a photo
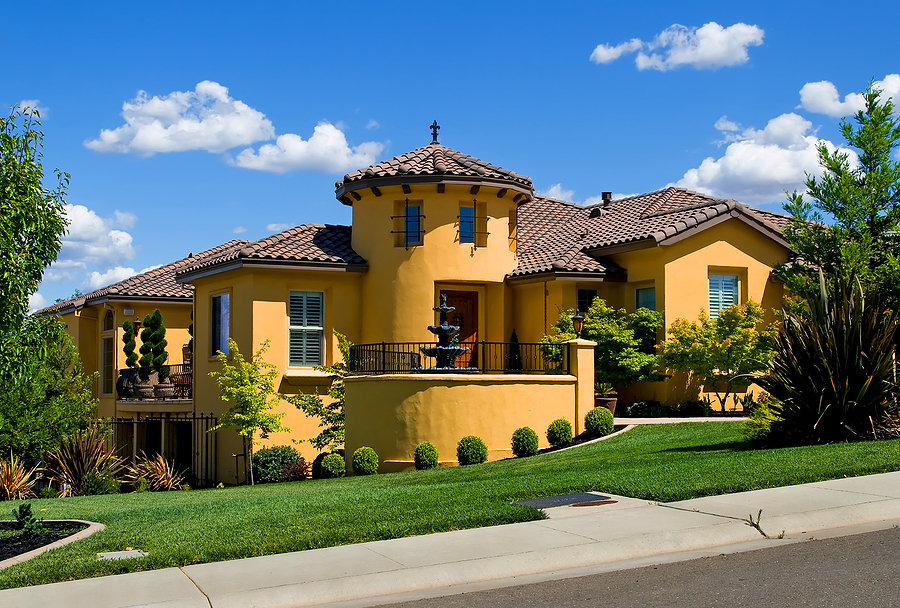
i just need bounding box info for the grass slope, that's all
[3,422,900,588]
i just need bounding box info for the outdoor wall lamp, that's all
[572,311,584,338]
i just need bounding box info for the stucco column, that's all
[564,338,596,435]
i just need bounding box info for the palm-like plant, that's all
[45,427,125,497]
[125,452,185,491]
[756,271,900,443]
[0,453,40,501]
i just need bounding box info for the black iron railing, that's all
[348,341,564,375]
[116,364,193,400]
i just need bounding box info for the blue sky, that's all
[5,0,899,308]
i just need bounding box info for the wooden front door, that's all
[441,290,478,368]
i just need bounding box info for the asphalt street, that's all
[377,526,900,608]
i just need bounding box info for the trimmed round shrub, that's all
[585,407,614,437]
[311,452,328,480]
[511,427,539,457]
[320,453,346,479]
[252,445,301,483]
[414,441,439,470]
[546,418,573,448]
[456,435,488,466]
[352,446,379,475]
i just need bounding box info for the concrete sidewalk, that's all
[4,471,900,608]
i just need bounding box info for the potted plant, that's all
[138,309,172,398]
[117,320,140,398]
[594,382,618,415]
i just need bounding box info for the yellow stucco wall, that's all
[344,374,577,473]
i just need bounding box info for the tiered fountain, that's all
[421,294,472,371]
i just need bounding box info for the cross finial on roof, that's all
[430,120,440,144]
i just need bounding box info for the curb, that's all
[0,520,105,570]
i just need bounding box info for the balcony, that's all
[348,341,564,375]
[116,364,193,404]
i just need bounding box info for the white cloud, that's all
[232,122,384,174]
[592,22,764,71]
[714,115,741,132]
[85,80,275,155]
[55,204,137,271]
[537,183,575,201]
[798,74,900,118]
[82,266,138,290]
[589,39,642,64]
[266,223,292,233]
[17,99,48,117]
[366,119,380,130]
[28,292,48,313]
[675,112,855,204]
[233,226,247,234]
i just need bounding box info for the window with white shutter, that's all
[289,291,324,366]
[709,274,739,318]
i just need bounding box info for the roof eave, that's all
[506,270,627,285]
[336,174,533,204]
[176,258,369,283]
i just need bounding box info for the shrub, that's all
[678,399,712,417]
[311,452,328,479]
[319,453,346,478]
[81,470,121,495]
[511,427,539,457]
[38,486,58,500]
[456,435,488,465]
[281,458,310,481]
[251,445,301,484]
[756,271,900,444]
[0,453,39,501]
[584,407,614,437]
[45,427,125,497]
[414,441,439,470]
[352,446,379,475]
[125,452,185,491]
[12,503,45,534]
[546,418,573,448]
[743,396,784,443]
[622,400,666,417]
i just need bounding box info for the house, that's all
[44,129,793,481]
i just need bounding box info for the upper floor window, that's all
[101,336,114,395]
[459,205,475,244]
[636,286,656,311]
[211,293,230,356]
[289,291,324,366]
[404,204,422,246]
[102,310,115,332]
[709,274,738,318]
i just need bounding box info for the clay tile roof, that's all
[37,240,250,315]
[511,187,789,279]
[335,143,533,193]
[176,224,366,277]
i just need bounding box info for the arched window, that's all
[102,310,115,332]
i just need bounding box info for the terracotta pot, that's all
[154,383,175,398]
[594,396,617,416]
[136,384,155,399]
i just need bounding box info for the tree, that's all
[0,106,69,381]
[0,316,97,460]
[543,299,663,390]
[208,339,289,485]
[658,301,776,411]
[777,83,900,306]
[288,332,351,452]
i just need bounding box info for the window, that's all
[211,293,230,356]
[635,287,656,311]
[459,205,475,244]
[289,291,324,366]
[709,274,738,318]
[404,204,422,246]
[577,289,597,313]
[102,310,115,332]
[101,337,114,395]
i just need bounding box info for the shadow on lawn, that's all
[661,439,754,453]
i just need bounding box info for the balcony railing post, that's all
[381,341,386,374]
[481,340,486,373]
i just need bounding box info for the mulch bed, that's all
[0,521,88,562]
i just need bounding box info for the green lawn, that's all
[3,421,900,589]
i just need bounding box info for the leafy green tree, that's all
[658,301,776,411]
[208,339,289,485]
[777,83,900,306]
[288,332,351,452]
[0,317,97,460]
[0,106,69,381]
[543,299,663,390]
